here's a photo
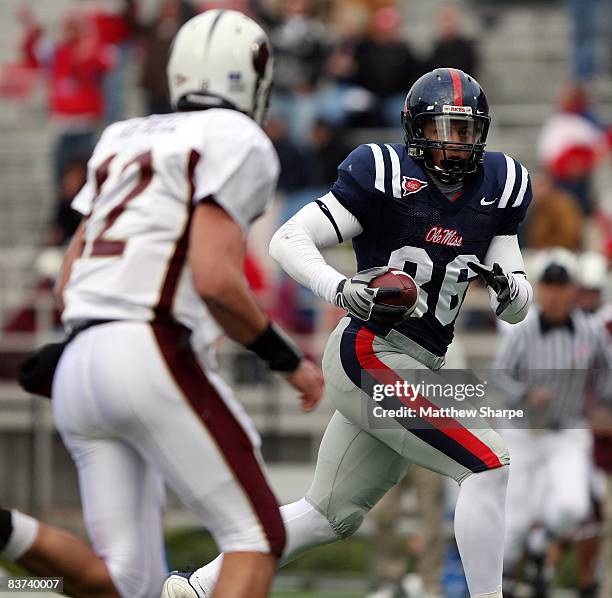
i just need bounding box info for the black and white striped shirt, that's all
[492,309,612,428]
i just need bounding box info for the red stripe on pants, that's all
[354,327,502,469]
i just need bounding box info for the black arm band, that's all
[0,508,13,551]
[246,324,302,373]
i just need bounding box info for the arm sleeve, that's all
[192,128,279,233]
[484,234,532,324]
[269,192,363,303]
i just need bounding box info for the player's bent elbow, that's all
[499,293,532,324]
[501,310,528,325]
[497,300,531,324]
[191,267,233,301]
[269,224,290,265]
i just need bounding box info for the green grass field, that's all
[272,592,363,597]
[1,525,582,597]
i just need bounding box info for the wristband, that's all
[246,324,302,372]
[0,509,12,551]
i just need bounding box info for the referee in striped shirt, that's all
[492,249,612,596]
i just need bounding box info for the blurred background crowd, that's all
[0,0,611,596]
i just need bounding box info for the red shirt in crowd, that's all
[22,18,115,120]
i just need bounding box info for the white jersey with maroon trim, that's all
[62,108,279,333]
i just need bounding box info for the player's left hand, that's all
[468,261,518,316]
[286,358,325,412]
[335,267,408,325]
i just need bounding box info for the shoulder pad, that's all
[338,144,379,193]
[339,143,412,199]
[485,151,530,209]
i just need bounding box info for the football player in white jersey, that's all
[0,10,323,598]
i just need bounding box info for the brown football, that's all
[369,270,419,311]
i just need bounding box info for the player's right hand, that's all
[335,266,407,325]
[468,261,518,316]
[286,359,324,412]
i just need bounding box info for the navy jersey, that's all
[331,143,532,356]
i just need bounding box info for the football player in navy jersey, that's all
[179,69,532,598]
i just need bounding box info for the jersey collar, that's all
[417,162,485,212]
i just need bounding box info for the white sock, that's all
[454,467,509,597]
[191,498,339,595]
[1,510,39,561]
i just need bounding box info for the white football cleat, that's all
[160,573,201,598]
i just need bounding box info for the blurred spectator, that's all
[315,8,372,128]
[305,119,351,188]
[577,251,609,313]
[351,7,422,126]
[0,6,42,100]
[598,211,612,261]
[568,0,604,81]
[527,173,584,250]
[269,0,330,80]
[268,0,330,144]
[428,5,479,77]
[138,0,195,115]
[20,7,115,185]
[91,0,139,123]
[198,1,252,13]
[266,115,308,194]
[45,160,87,247]
[537,83,609,215]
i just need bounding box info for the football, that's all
[369,270,419,313]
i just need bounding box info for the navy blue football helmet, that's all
[402,68,491,184]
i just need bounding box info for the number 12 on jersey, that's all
[84,151,154,258]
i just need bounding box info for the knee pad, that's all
[307,493,367,539]
[331,505,366,539]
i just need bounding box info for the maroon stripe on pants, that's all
[152,323,286,557]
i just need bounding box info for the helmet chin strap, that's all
[426,158,468,185]
[176,93,242,114]
[439,156,470,182]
